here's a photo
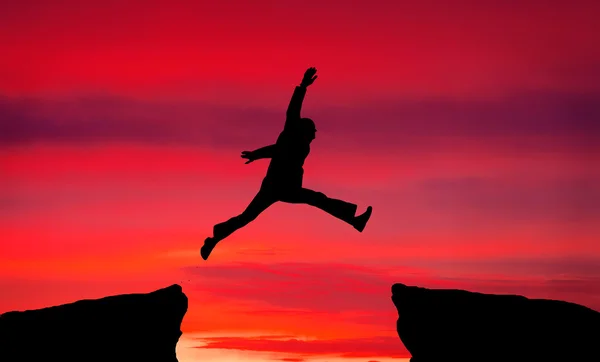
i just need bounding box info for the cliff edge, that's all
[0,284,188,362]
[391,283,600,362]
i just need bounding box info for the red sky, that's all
[1,1,599,361]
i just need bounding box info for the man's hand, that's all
[241,150,257,164]
[301,67,318,87]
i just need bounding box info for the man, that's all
[201,67,373,260]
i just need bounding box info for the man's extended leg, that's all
[280,188,372,231]
[202,189,276,260]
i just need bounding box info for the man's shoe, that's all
[201,237,217,260]
[352,206,373,232]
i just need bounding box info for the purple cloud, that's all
[2,90,599,153]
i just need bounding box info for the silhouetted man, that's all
[202,67,373,260]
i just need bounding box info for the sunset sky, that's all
[1,0,599,361]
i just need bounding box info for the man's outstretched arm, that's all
[284,67,318,130]
[252,144,276,159]
[241,144,277,164]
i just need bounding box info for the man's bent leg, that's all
[203,189,277,260]
[280,188,358,224]
[212,189,276,241]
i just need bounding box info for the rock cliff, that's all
[0,284,187,362]
[391,283,600,362]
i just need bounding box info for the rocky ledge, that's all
[0,284,188,362]
[391,283,599,362]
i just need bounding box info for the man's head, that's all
[299,117,317,141]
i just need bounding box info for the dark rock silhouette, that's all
[391,283,600,362]
[0,284,187,362]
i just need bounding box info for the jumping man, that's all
[201,67,373,260]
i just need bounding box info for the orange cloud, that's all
[195,335,408,359]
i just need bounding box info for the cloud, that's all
[194,335,408,358]
[1,90,598,154]
[317,90,600,138]
[0,95,281,148]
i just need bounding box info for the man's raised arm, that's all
[284,67,318,130]
[285,85,307,122]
